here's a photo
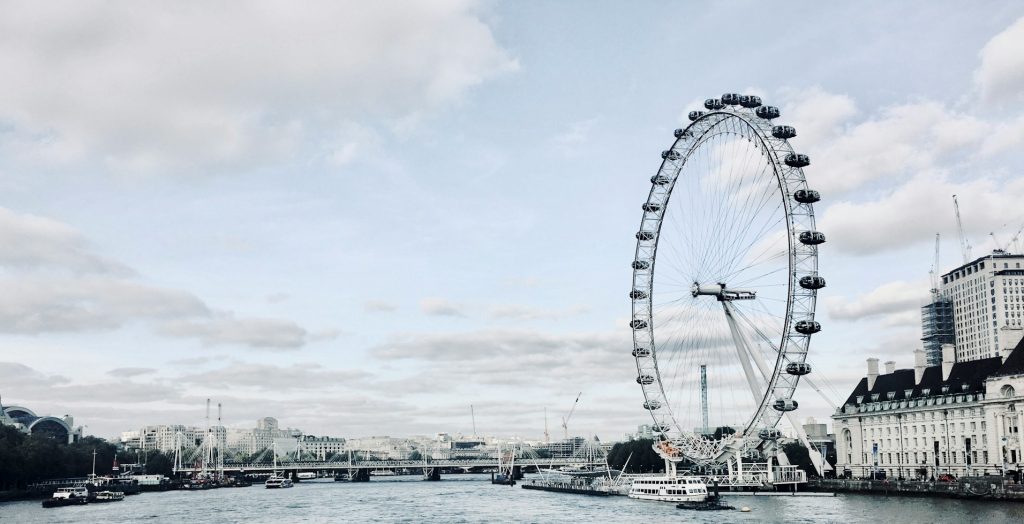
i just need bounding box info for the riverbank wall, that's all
[807,477,1024,501]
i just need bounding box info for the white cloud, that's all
[551,117,600,156]
[826,279,929,321]
[0,274,208,333]
[0,207,128,274]
[818,173,1024,256]
[974,16,1024,104]
[488,303,589,321]
[0,206,311,348]
[0,1,517,174]
[363,300,398,313]
[159,316,309,350]
[419,298,467,317]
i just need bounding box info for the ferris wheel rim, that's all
[628,95,822,465]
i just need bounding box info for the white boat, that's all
[265,475,293,489]
[92,491,125,502]
[628,475,708,503]
[264,441,294,488]
[296,472,316,480]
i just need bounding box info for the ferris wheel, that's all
[629,93,824,467]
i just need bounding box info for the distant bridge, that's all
[175,457,602,475]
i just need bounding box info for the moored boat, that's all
[42,486,90,507]
[91,491,125,503]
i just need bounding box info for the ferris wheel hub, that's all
[690,282,756,301]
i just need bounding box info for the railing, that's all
[175,457,603,474]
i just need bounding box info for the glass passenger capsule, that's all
[773,399,798,412]
[631,260,650,270]
[772,125,797,139]
[636,231,655,241]
[785,153,810,168]
[755,106,780,119]
[758,428,783,440]
[740,95,762,108]
[688,110,705,121]
[632,347,651,358]
[793,189,820,203]
[799,231,826,245]
[721,93,741,105]
[662,150,681,160]
[800,275,826,290]
[642,202,662,212]
[786,362,812,375]
[636,374,655,385]
[629,289,649,299]
[704,98,725,110]
[794,320,821,334]
[630,319,648,330]
[643,400,662,410]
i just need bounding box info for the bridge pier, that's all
[349,468,370,482]
[422,467,441,481]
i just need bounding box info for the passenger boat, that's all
[42,486,90,507]
[628,475,708,503]
[265,475,293,489]
[91,491,125,503]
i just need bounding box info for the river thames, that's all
[4,475,1024,523]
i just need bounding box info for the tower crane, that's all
[929,233,941,301]
[561,392,582,440]
[1009,222,1024,254]
[953,195,971,264]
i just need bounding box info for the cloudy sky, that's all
[1,1,1024,441]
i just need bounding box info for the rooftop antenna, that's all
[953,195,971,264]
[470,405,477,437]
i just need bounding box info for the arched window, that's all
[1001,384,1016,399]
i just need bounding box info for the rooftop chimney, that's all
[866,358,879,390]
[884,361,896,374]
[914,349,926,385]
[941,343,955,381]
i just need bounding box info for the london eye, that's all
[629,93,824,470]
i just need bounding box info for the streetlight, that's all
[943,410,951,476]
[897,413,905,480]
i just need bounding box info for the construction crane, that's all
[929,233,941,300]
[543,407,550,443]
[1010,222,1024,254]
[953,195,971,264]
[561,392,582,440]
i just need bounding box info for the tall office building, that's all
[939,251,1024,362]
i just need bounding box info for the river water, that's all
[4,474,1024,523]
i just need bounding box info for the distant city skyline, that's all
[1,2,1023,440]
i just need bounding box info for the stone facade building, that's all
[833,340,1024,479]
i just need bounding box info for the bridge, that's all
[175,457,605,477]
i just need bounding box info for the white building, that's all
[940,251,1024,362]
[833,341,1024,480]
[121,424,226,453]
[298,435,347,460]
[225,417,303,456]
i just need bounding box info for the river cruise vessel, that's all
[628,475,708,503]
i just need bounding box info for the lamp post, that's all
[897,413,905,480]
[943,409,951,476]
